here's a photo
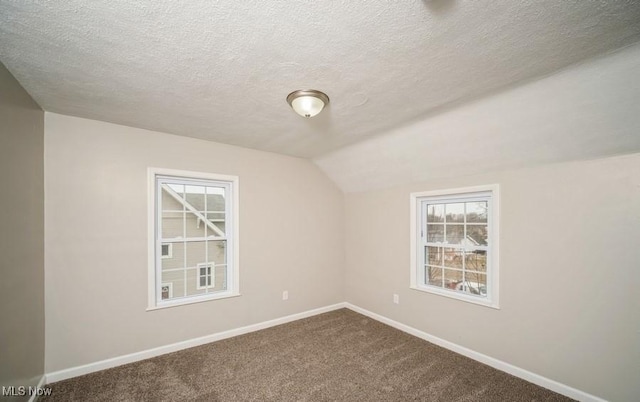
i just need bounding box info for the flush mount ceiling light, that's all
[286,89,330,118]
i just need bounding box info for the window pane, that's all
[207,186,226,236]
[161,243,183,271]
[426,224,444,242]
[467,225,488,246]
[184,185,206,211]
[206,185,225,198]
[425,246,442,266]
[186,241,207,269]
[206,212,225,237]
[161,186,184,210]
[162,210,184,240]
[426,204,444,222]
[445,203,465,223]
[443,268,461,290]
[161,269,184,299]
[465,251,487,273]
[213,222,226,235]
[466,201,487,223]
[426,266,442,287]
[443,247,463,269]
[207,241,227,265]
[161,184,185,207]
[161,184,184,239]
[458,274,487,297]
[184,267,202,297]
[184,213,206,238]
[445,225,464,244]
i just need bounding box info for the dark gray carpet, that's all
[42,309,573,401]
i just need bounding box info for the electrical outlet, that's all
[393,294,399,304]
[282,290,289,301]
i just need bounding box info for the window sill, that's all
[410,285,500,309]
[147,292,241,311]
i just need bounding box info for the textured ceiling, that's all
[1,1,640,158]
[316,42,640,192]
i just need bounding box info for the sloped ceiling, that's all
[1,1,640,159]
[315,43,640,192]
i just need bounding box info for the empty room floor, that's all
[41,309,572,401]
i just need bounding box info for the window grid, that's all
[410,185,499,309]
[157,178,229,303]
[149,169,239,310]
[423,198,489,298]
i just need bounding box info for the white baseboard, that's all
[45,302,346,384]
[28,374,47,402]
[344,303,605,402]
[44,301,604,402]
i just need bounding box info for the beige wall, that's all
[44,113,345,372]
[0,63,45,397]
[344,153,640,402]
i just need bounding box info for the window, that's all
[148,168,239,310]
[410,185,499,308]
[161,283,173,300]
[161,243,172,259]
[196,263,214,289]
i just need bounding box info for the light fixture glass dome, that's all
[286,90,329,118]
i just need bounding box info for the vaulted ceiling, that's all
[2,1,640,159]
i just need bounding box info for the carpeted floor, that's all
[41,309,573,401]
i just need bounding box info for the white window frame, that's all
[410,184,500,309]
[147,168,240,310]
[161,243,173,259]
[196,262,215,290]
